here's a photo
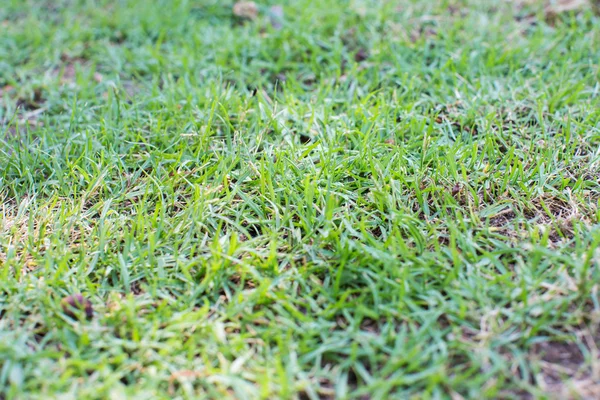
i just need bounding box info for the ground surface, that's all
[1,0,600,398]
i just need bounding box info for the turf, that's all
[1,0,600,398]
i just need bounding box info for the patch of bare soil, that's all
[487,191,595,245]
[1,85,46,140]
[56,54,103,86]
[531,334,600,398]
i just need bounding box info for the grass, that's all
[1,0,600,398]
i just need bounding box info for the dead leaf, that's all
[233,1,259,20]
[269,5,284,29]
[61,64,77,83]
[451,184,461,197]
[61,294,93,320]
[354,48,369,62]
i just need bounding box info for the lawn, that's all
[1,0,600,398]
